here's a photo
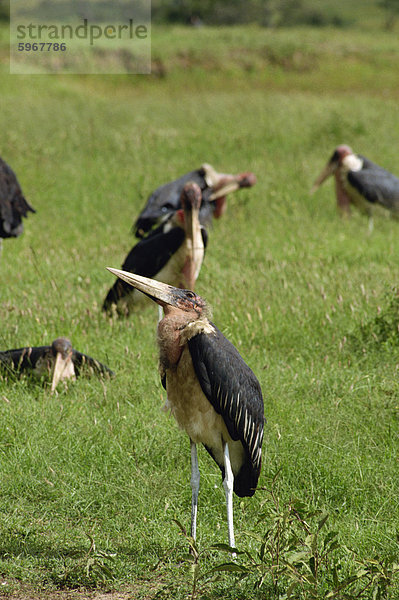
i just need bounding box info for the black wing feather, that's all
[71,350,115,377]
[200,226,208,249]
[121,225,185,275]
[188,325,264,497]
[0,345,51,371]
[348,157,399,210]
[102,224,185,311]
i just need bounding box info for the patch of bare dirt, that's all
[0,582,162,600]
[0,590,131,600]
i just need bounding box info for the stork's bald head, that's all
[51,337,73,358]
[311,144,354,193]
[106,268,210,318]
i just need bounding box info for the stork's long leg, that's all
[190,440,200,540]
[223,442,236,551]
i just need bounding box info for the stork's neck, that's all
[157,309,196,371]
[182,208,204,290]
[157,309,214,371]
[335,154,363,211]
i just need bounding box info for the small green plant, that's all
[209,475,399,599]
[350,557,399,600]
[50,534,116,589]
[173,519,200,599]
[84,534,116,583]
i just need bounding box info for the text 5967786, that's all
[18,43,67,51]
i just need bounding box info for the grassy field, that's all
[1,19,399,600]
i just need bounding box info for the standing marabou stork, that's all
[107,268,264,549]
[0,156,36,256]
[134,163,257,238]
[103,182,206,316]
[311,145,399,230]
[0,337,114,392]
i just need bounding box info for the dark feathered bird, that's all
[0,337,114,392]
[133,163,256,238]
[103,182,207,316]
[311,145,399,229]
[107,268,264,549]
[0,156,35,252]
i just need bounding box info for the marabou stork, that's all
[0,337,114,392]
[311,145,399,229]
[134,163,257,238]
[0,156,35,255]
[103,182,206,316]
[107,268,264,549]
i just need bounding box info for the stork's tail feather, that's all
[233,457,261,498]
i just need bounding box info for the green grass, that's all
[0,20,399,599]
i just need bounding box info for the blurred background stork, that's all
[133,163,256,238]
[0,156,35,257]
[312,145,399,230]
